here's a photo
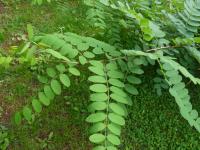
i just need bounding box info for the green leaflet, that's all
[38,92,50,106]
[108,123,121,136]
[83,51,95,58]
[173,82,185,91]
[68,36,82,45]
[166,70,179,77]
[51,79,62,95]
[105,49,121,57]
[107,134,120,146]
[56,64,66,73]
[107,70,124,79]
[44,85,55,100]
[32,99,42,113]
[77,43,89,51]
[110,93,129,105]
[88,102,107,111]
[109,103,126,116]
[27,24,34,40]
[90,84,108,93]
[172,87,189,102]
[110,86,127,97]
[68,67,80,76]
[59,74,70,87]
[79,56,87,65]
[89,60,104,68]
[45,49,71,62]
[118,59,128,72]
[18,42,31,55]
[133,57,146,65]
[24,45,36,60]
[125,84,139,95]
[90,93,108,102]
[41,34,65,49]
[59,41,79,58]
[126,95,133,106]
[86,113,106,123]
[65,47,78,59]
[89,66,105,76]
[37,75,48,84]
[89,123,106,134]
[106,62,118,70]
[88,76,106,83]
[190,110,198,120]
[93,47,104,54]
[127,75,142,84]
[109,79,125,87]
[14,112,22,125]
[163,63,174,71]
[169,75,182,85]
[23,106,32,121]
[46,67,57,78]
[108,113,125,126]
[89,134,105,144]
[130,67,144,75]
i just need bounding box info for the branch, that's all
[146,45,181,52]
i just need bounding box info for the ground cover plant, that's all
[1,0,200,149]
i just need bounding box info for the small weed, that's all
[0,125,9,150]
[36,131,54,149]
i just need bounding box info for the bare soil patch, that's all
[0,1,5,13]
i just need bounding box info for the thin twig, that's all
[109,56,127,61]
[146,45,181,52]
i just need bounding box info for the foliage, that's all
[168,0,200,38]
[12,31,200,149]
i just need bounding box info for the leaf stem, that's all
[104,62,110,148]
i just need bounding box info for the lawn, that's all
[0,1,200,149]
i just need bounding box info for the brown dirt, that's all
[0,95,16,123]
[0,96,18,124]
[0,76,39,124]
[0,1,4,13]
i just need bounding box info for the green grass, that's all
[0,70,91,149]
[1,0,200,149]
[123,82,200,150]
[8,92,90,150]
[0,0,93,49]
